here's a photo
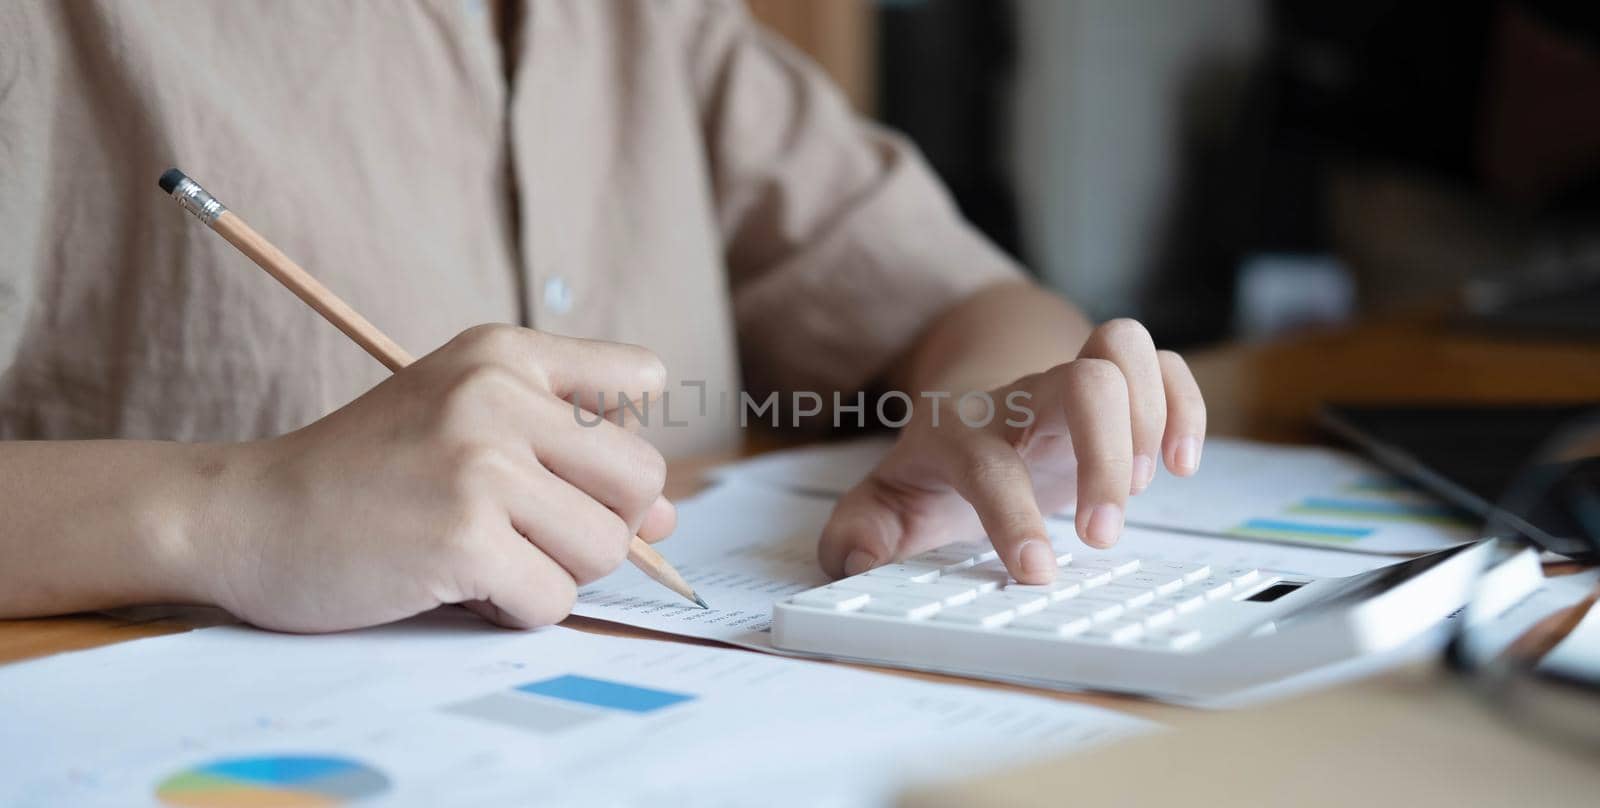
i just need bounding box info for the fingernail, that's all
[844,549,878,576]
[1175,436,1202,474]
[1131,454,1155,494]
[1018,540,1055,579]
[1085,504,1124,547]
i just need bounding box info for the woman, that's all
[0,0,1204,632]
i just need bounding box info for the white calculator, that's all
[772,538,1535,701]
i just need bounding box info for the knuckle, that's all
[436,508,495,569]
[633,444,669,499]
[1098,317,1153,347]
[1081,451,1133,480]
[603,510,635,562]
[457,323,523,355]
[1155,348,1187,368]
[576,513,633,584]
[1156,351,1205,407]
[456,361,520,394]
[1135,394,1169,432]
[1065,357,1125,389]
[991,507,1042,539]
[959,450,1030,491]
[1180,393,1207,416]
[443,442,511,493]
[437,363,521,421]
[535,577,578,625]
[457,321,512,350]
[625,344,668,393]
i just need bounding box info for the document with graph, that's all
[712,437,1480,554]
[0,612,1150,807]
[1108,438,1480,554]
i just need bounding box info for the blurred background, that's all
[749,0,1600,349]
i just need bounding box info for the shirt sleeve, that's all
[685,1,1026,399]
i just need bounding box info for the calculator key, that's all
[1144,627,1203,650]
[1077,600,1125,623]
[832,578,979,606]
[910,547,976,563]
[1153,592,1207,615]
[941,570,1008,593]
[1009,611,1093,637]
[1073,555,1141,576]
[910,549,982,572]
[1082,584,1155,609]
[1055,567,1114,588]
[1003,579,1083,602]
[1125,605,1176,629]
[1122,574,1184,596]
[933,603,1017,629]
[946,543,999,564]
[1149,561,1211,583]
[1197,578,1234,600]
[918,583,984,606]
[1224,567,1261,585]
[859,595,942,620]
[915,544,985,556]
[1035,598,1094,616]
[976,590,1050,615]
[861,564,941,582]
[789,589,871,611]
[1085,622,1145,644]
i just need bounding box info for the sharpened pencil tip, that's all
[693,594,710,610]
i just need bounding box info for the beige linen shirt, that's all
[0,0,1021,456]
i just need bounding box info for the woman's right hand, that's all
[194,324,675,633]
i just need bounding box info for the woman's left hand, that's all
[817,319,1206,585]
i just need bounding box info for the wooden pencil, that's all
[158,168,708,610]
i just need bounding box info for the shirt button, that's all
[543,276,574,316]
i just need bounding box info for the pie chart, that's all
[154,755,390,807]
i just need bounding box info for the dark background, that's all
[869,0,1600,347]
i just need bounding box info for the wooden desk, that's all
[1191,317,1600,443]
[3,318,1598,722]
[904,665,1600,808]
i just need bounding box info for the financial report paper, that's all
[711,436,1479,554]
[0,613,1150,807]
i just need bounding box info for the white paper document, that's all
[1115,438,1480,554]
[0,613,1150,808]
[574,478,1396,652]
[707,436,892,496]
[573,480,839,648]
[713,437,1480,554]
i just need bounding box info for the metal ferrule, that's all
[171,176,227,224]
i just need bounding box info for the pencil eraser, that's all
[158,168,187,194]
